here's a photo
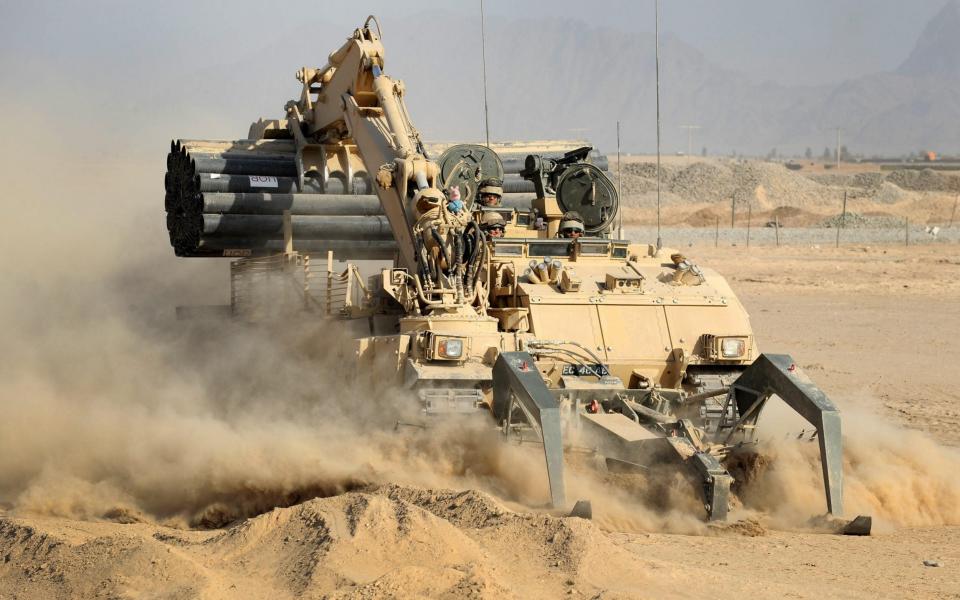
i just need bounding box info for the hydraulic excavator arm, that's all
[284,15,442,275]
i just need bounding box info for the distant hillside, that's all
[162,4,960,157]
[898,0,960,78]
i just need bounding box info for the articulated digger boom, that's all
[283,15,436,274]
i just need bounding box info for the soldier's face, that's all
[481,194,501,206]
[488,227,504,238]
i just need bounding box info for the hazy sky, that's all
[0,0,953,158]
[0,0,947,86]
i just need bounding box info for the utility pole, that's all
[950,193,958,228]
[836,189,848,248]
[835,127,842,170]
[680,125,700,161]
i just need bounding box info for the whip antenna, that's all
[654,0,662,251]
[617,120,623,240]
[480,0,491,147]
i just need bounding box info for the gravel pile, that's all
[820,212,905,229]
[806,172,885,189]
[807,169,958,193]
[612,160,950,210]
[806,173,851,187]
[617,160,843,208]
[885,169,960,193]
[852,172,887,188]
[873,182,913,204]
[618,160,838,208]
[667,162,737,203]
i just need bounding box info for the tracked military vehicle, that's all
[164,16,861,526]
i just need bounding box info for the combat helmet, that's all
[559,211,585,237]
[478,178,503,206]
[479,211,506,237]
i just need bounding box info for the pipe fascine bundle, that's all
[198,174,373,195]
[197,192,537,216]
[165,137,592,258]
[498,152,609,173]
[196,194,385,216]
[165,138,384,257]
[202,215,394,239]
[194,239,398,259]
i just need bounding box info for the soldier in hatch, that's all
[558,211,585,238]
[479,211,506,238]
[477,178,503,208]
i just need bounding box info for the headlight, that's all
[701,334,751,361]
[437,338,463,359]
[423,334,469,361]
[720,338,746,358]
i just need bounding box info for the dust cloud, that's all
[0,108,703,532]
[1,109,957,537]
[3,168,958,533]
[0,292,706,531]
[735,405,960,530]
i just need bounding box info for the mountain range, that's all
[382,0,960,156]
[22,1,955,158]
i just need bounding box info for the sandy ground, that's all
[2,243,959,599]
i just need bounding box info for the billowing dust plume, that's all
[733,406,960,530]
[0,108,957,535]
[0,285,709,532]
[0,109,707,532]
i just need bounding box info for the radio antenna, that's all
[654,0,663,251]
[617,120,623,240]
[480,0,491,147]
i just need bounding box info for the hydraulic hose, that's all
[452,230,465,303]
[428,226,450,274]
[527,339,610,380]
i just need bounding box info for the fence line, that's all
[623,224,959,248]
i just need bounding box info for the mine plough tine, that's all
[492,352,567,510]
[690,452,733,521]
[661,435,734,521]
[727,354,844,516]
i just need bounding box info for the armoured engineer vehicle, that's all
[164,16,867,528]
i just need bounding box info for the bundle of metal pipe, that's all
[192,239,399,259]
[498,150,609,174]
[164,138,539,258]
[166,139,302,256]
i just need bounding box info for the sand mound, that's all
[0,518,208,599]
[683,207,722,226]
[0,486,661,599]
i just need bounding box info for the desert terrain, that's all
[5,2,960,596]
[1,241,958,600]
